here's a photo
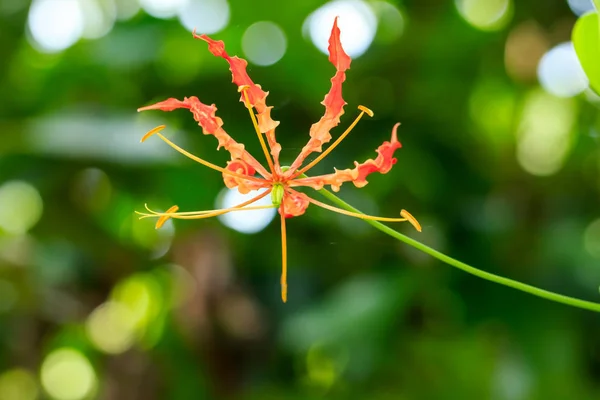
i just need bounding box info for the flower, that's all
[136,18,421,303]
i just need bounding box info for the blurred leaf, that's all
[573,11,600,95]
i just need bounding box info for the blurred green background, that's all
[1,0,600,399]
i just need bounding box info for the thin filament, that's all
[142,126,264,183]
[292,105,372,178]
[300,191,421,229]
[280,211,288,303]
[137,189,272,220]
[138,204,275,221]
[240,86,275,174]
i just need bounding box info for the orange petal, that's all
[287,17,351,174]
[223,159,267,194]
[193,33,282,169]
[291,123,402,191]
[138,96,270,178]
[280,190,310,218]
[138,98,188,112]
[289,167,356,192]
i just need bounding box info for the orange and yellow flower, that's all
[136,18,421,302]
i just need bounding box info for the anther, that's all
[400,209,422,232]
[358,105,374,117]
[156,205,179,229]
[141,125,166,143]
[238,85,253,109]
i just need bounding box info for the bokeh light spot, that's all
[80,0,116,40]
[305,0,377,58]
[567,0,596,16]
[115,0,140,20]
[537,42,588,98]
[86,301,137,354]
[0,181,43,236]
[242,21,287,66]
[178,0,230,34]
[371,1,405,44]
[112,276,153,324]
[0,368,38,400]
[305,344,341,390]
[217,188,276,234]
[131,212,175,254]
[27,0,85,53]
[469,79,516,146]
[111,273,166,348]
[455,0,512,31]
[40,348,96,400]
[139,0,186,19]
[504,21,549,83]
[516,90,576,176]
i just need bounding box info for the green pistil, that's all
[271,183,284,207]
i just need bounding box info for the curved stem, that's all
[318,188,600,313]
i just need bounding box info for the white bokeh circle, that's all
[242,21,287,66]
[178,0,230,34]
[537,42,588,98]
[217,188,277,234]
[305,0,377,58]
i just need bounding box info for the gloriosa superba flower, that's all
[136,18,421,303]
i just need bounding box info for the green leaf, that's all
[594,0,600,11]
[572,11,600,95]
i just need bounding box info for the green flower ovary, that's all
[271,183,284,207]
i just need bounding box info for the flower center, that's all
[271,183,285,207]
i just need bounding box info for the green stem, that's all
[318,188,600,313]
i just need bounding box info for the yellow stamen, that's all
[138,204,275,221]
[280,212,288,303]
[156,205,179,229]
[305,195,421,229]
[357,105,374,117]
[136,189,273,225]
[239,85,275,174]
[141,125,264,183]
[141,125,167,142]
[293,105,373,178]
[140,203,218,216]
[400,209,422,232]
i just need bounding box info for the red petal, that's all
[194,33,282,170]
[287,17,351,174]
[280,190,310,218]
[138,96,270,178]
[291,123,402,191]
[328,17,351,72]
[138,98,188,112]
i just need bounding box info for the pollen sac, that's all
[271,184,284,207]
